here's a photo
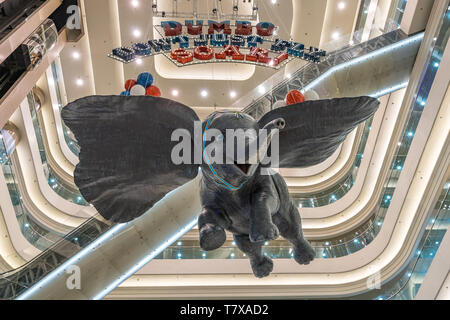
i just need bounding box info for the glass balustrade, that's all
[50,62,80,156]
[0,135,63,251]
[0,214,113,299]
[292,117,373,208]
[383,182,449,300]
[26,92,88,206]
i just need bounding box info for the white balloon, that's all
[272,100,286,109]
[304,89,320,101]
[130,84,146,96]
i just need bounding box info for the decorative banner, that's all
[108,20,327,70]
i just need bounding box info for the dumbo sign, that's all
[109,20,327,69]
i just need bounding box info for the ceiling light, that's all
[258,86,265,94]
[349,40,354,45]
[172,89,179,96]
[286,73,291,79]
[131,0,139,8]
[201,90,208,97]
[136,58,143,65]
[133,29,142,38]
[76,78,84,86]
[271,0,277,4]
[72,51,80,59]
[332,32,340,40]
[230,91,237,98]
[338,2,346,10]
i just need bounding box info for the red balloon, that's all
[125,79,137,91]
[145,85,161,97]
[285,89,305,105]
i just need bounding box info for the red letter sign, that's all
[162,21,182,36]
[256,22,275,37]
[171,49,194,64]
[215,45,244,60]
[194,46,214,60]
[246,47,270,63]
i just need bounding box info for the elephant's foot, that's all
[293,238,315,265]
[250,222,280,243]
[199,224,226,251]
[250,256,274,278]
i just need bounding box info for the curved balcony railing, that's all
[50,62,80,156]
[0,136,63,251]
[26,92,87,206]
[0,213,113,300]
[292,117,373,208]
[383,181,449,300]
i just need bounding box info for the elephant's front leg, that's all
[198,207,230,251]
[249,190,280,242]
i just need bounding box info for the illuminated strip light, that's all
[368,81,409,98]
[16,216,198,300]
[92,218,198,300]
[301,32,424,94]
[16,223,127,300]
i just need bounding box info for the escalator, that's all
[0,28,425,300]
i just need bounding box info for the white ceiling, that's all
[58,0,362,110]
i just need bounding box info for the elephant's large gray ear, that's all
[258,96,380,168]
[62,95,200,223]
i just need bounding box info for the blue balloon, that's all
[120,90,130,96]
[137,72,154,88]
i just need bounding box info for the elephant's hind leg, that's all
[234,234,273,278]
[198,207,228,251]
[273,202,315,265]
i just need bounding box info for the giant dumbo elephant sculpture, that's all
[62,95,379,278]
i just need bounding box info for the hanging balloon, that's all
[120,91,130,96]
[285,89,305,105]
[304,89,320,101]
[272,100,286,110]
[145,85,161,97]
[124,79,137,91]
[137,72,154,88]
[130,84,146,96]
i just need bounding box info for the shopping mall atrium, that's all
[0,0,448,301]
